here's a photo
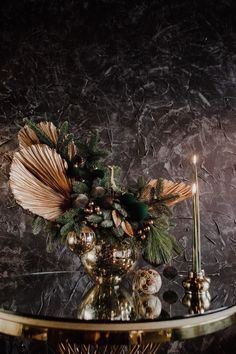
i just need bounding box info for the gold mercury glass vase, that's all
[67,229,138,285]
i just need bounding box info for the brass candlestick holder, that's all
[182,155,211,314]
[182,270,211,314]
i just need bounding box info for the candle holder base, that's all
[182,270,211,314]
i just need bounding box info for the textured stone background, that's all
[0,0,236,353]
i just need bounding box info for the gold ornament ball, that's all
[134,294,162,319]
[66,226,96,255]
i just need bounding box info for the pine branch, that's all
[143,223,181,265]
[59,133,74,160]
[32,216,45,235]
[57,121,69,151]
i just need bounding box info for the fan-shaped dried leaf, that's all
[13,145,72,195]
[10,159,68,221]
[112,209,122,227]
[18,121,77,160]
[10,145,72,221]
[139,179,158,201]
[121,220,134,237]
[162,179,192,206]
[18,122,58,148]
[140,179,192,206]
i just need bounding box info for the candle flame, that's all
[192,154,197,165]
[192,183,197,195]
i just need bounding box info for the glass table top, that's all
[0,265,235,323]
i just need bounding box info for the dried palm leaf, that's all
[18,121,77,160]
[161,179,192,206]
[18,122,58,148]
[10,145,72,221]
[140,179,192,206]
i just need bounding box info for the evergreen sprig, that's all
[143,223,180,265]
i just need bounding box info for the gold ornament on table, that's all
[9,119,193,285]
[132,268,162,295]
[182,155,211,314]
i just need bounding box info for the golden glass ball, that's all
[66,226,96,255]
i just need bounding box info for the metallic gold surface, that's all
[182,270,211,294]
[80,240,137,284]
[182,270,211,314]
[66,227,96,255]
[78,284,134,321]
[0,305,236,344]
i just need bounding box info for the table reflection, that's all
[78,284,163,321]
[0,266,235,322]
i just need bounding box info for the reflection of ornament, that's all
[163,290,178,304]
[78,284,135,321]
[80,240,137,284]
[163,266,178,280]
[66,226,96,255]
[133,268,162,294]
[134,293,162,319]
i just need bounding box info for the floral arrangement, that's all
[10,120,192,265]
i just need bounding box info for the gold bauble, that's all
[134,293,162,319]
[66,226,96,255]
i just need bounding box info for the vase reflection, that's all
[77,284,162,321]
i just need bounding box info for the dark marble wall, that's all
[0,0,236,353]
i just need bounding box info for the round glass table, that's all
[0,266,236,353]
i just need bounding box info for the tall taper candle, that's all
[192,155,201,274]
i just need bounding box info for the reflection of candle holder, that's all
[182,270,211,314]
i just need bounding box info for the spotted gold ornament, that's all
[134,293,162,319]
[66,226,96,255]
[133,268,162,295]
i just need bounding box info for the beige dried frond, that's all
[161,179,192,206]
[18,121,77,160]
[18,122,58,149]
[10,145,72,221]
[140,179,192,206]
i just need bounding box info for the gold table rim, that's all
[0,305,236,332]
